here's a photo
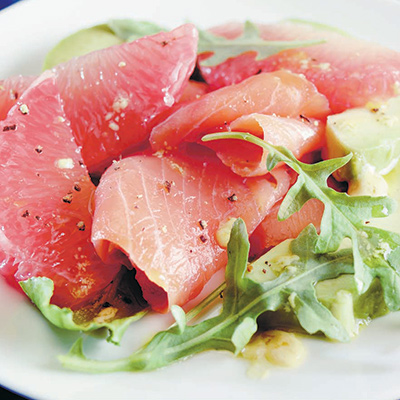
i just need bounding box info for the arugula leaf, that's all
[59,220,356,373]
[20,268,148,345]
[107,19,165,42]
[203,132,399,295]
[198,21,324,66]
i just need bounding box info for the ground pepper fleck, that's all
[63,192,73,204]
[3,124,16,132]
[77,221,86,231]
[21,210,30,218]
[227,194,238,202]
[35,145,43,154]
[299,114,311,123]
[199,235,207,243]
[198,219,207,230]
[163,180,173,193]
[10,90,18,100]
[74,184,81,192]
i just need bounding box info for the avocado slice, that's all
[326,96,400,195]
[43,24,123,70]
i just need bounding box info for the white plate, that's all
[1,0,400,399]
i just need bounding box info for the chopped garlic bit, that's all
[105,112,113,121]
[153,149,166,158]
[109,121,120,131]
[161,225,168,233]
[19,104,29,115]
[112,96,129,113]
[93,306,118,323]
[118,61,127,68]
[242,330,306,371]
[216,218,237,248]
[316,62,331,71]
[169,162,184,175]
[299,59,310,69]
[56,116,66,123]
[263,330,305,367]
[56,158,75,169]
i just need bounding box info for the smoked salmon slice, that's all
[205,113,325,177]
[150,70,330,151]
[0,72,121,309]
[201,21,400,113]
[250,198,324,257]
[91,147,291,311]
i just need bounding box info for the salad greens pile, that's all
[57,136,400,373]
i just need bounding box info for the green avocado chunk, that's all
[326,96,400,195]
[43,24,123,70]
[249,239,388,337]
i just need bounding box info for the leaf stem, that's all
[185,282,226,323]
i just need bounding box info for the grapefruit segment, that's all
[54,24,198,173]
[150,70,330,151]
[0,72,121,309]
[0,75,36,120]
[205,113,325,177]
[200,21,400,113]
[92,148,291,311]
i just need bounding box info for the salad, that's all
[1,2,400,389]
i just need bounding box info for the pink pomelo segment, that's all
[250,198,324,257]
[0,75,36,120]
[92,149,291,312]
[0,72,121,309]
[205,113,325,177]
[150,70,330,151]
[54,24,198,173]
[201,21,400,113]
